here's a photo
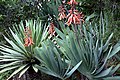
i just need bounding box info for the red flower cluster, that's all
[48,22,55,36]
[66,0,84,26]
[58,5,66,20]
[24,27,34,47]
[66,9,84,26]
[58,0,84,26]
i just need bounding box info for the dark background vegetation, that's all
[0,0,119,43]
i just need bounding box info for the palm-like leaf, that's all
[0,19,48,79]
[34,40,82,80]
[54,20,120,79]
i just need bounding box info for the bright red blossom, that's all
[67,0,78,5]
[24,27,34,47]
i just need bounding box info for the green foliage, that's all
[54,15,120,79]
[0,71,11,80]
[104,0,120,44]
[0,19,48,79]
[34,40,82,80]
[0,0,40,28]
[0,0,62,28]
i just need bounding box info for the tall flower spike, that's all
[67,0,78,5]
[24,27,34,47]
[48,22,55,36]
[58,5,66,20]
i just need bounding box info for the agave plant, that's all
[0,19,49,79]
[54,15,120,79]
[34,39,82,80]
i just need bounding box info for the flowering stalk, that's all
[58,0,84,26]
[24,27,34,47]
[66,0,84,44]
[48,22,55,36]
[58,0,84,42]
